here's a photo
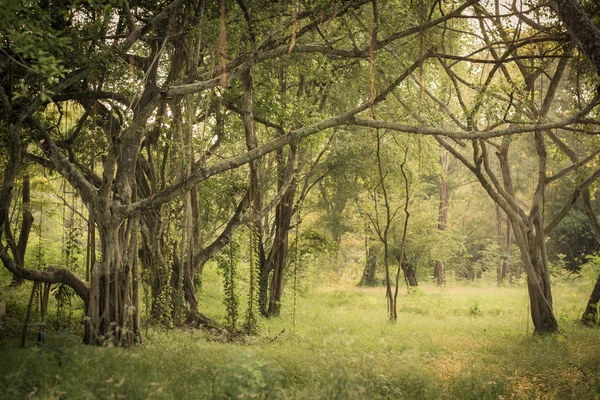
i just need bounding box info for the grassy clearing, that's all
[1,275,599,399]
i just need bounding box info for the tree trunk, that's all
[266,177,297,317]
[183,188,201,317]
[384,241,394,320]
[360,244,378,286]
[582,272,600,325]
[501,220,511,282]
[495,205,511,284]
[84,214,142,345]
[500,227,512,283]
[439,136,559,334]
[496,138,514,284]
[400,261,418,287]
[8,175,34,287]
[581,189,600,325]
[257,241,270,316]
[435,149,449,286]
[509,134,558,333]
[490,197,558,334]
[548,0,600,77]
[139,211,172,323]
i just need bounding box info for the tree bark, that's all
[20,282,39,348]
[545,131,600,326]
[0,123,91,329]
[501,217,512,282]
[7,175,34,287]
[360,242,378,286]
[84,214,142,345]
[581,272,600,325]
[139,211,171,322]
[437,137,559,333]
[392,149,411,319]
[266,176,297,316]
[581,190,600,325]
[371,131,395,320]
[435,149,449,286]
[400,260,418,287]
[505,133,557,333]
[548,0,600,77]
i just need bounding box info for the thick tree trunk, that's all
[501,209,512,283]
[526,236,557,332]
[266,179,296,317]
[501,221,511,282]
[548,0,600,77]
[506,134,558,334]
[182,258,199,317]
[439,136,559,334]
[83,83,151,345]
[84,216,142,345]
[183,188,201,316]
[360,245,378,286]
[498,205,558,333]
[400,261,418,287]
[240,65,272,317]
[433,261,445,285]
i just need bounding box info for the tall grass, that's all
[1,268,599,399]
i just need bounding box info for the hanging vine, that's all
[245,224,260,335]
[292,205,301,335]
[55,188,82,329]
[217,241,240,331]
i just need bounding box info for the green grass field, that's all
[1,275,599,399]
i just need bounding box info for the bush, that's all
[212,351,283,399]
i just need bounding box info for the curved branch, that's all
[0,244,88,303]
[51,91,134,106]
[545,167,600,234]
[348,98,599,139]
[126,57,425,216]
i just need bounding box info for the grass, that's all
[0,269,599,399]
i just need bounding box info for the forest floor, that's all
[1,274,599,399]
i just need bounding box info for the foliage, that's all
[0,0,599,352]
[581,252,600,283]
[546,204,600,271]
[298,228,338,259]
[245,226,261,335]
[285,228,338,293]
[0,0,73,100]
[52,283,75,329]
[216,241,240,330]
[212,351,283,399]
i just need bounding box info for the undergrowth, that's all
[1,271,599,399]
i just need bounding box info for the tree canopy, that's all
[1,0,600,346]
